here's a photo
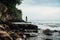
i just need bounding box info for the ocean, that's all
[26,20,60,40]
[31,20,60,30]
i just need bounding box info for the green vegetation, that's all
[0,0,23,22]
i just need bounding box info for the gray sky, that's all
[16,0,60,21]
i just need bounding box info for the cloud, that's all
[20,0,60,6]
[16,0,60,21]
[16,6,60,20]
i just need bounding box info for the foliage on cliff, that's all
[0,0,22,5]
[0,0,23,22]
[0,0,23,16]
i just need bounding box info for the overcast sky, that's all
[16,0,60,21]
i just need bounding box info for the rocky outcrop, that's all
[43,29,52,36]
[0,31,13,40]
[0,0,38,40]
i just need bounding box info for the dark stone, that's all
[53,30,58,32]
[45,39,52,40]
[43,29,52,36]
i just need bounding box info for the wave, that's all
[32,22,60,30]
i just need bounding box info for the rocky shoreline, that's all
[0,21,38,40]
[0,22,60,40]
[37,29,60,40]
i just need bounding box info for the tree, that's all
[0,0,23,22]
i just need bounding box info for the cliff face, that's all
[0,0,24,40]
[0,0,23,22]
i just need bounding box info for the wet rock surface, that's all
[26,30,60,40]
[0,22,38,40]
[0,23,25,40]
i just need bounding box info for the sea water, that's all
[26,20,60,40]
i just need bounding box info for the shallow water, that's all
[26,30,60,40]
[25,22,60,40]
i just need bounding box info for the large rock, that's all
[0,31,13,40]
